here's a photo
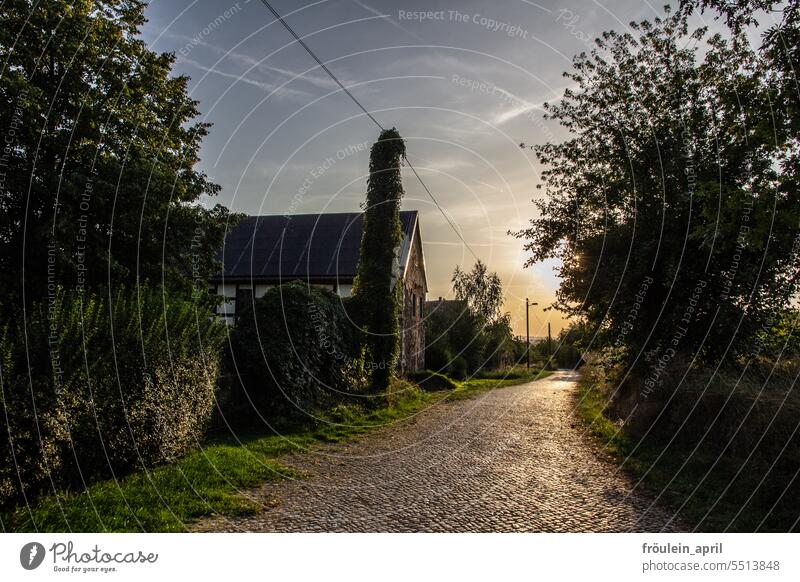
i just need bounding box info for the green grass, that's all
[2,369,550,532]
[575,367,800,532]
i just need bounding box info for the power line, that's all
[256,0,480,261]
[403,159,475,260]
[257,0,385,131]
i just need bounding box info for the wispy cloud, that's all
[490,86,548,125]
[491,84,575,125]
[476,180,503,192]
[178,57,311,99]
[405,154,474,173]
[169,32,341,91]
[425,240,512,247]
[350,0,428,43]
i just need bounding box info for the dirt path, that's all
[195,371,685,532]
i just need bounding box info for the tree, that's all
[425,262,511,375]
[513,6,799,366]
[351,128,406,390]
[484,313,515,369]
[424,299,486,377]
[452,260,504,323]
[0,0,233,308]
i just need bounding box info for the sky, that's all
[141,0,681,337]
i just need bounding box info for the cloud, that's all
[489,86,548,125]
[351,0,428,43]
[169,32,341,91]
[177,57,311,99]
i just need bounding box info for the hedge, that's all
[224,282,368,423]
[0,287,225,508]
[407,370,458,392]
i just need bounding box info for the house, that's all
[210,210,427,372]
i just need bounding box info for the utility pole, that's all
[526,298,530,370]
[548,322,552,357]
[525,298,538,370]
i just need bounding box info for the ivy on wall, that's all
[351,128,406,391]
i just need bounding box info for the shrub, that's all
[580,352,800,530]
[424,300,486,376]
[449,357,469,380]
[0,287,225,508]
[385,376,421,407]
[407,370,458,391]
[225,282,367,423]
[638,365,800,459]
[423,341,452,374]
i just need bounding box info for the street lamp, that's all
[526,298,538,369]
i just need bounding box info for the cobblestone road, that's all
[196,372,686,532]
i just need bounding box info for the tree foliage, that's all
[0,287,225,508]
[351,128,406,390]
[0,0,233,308]
[514,5,799,366]
[425,262,513,376]
[483,313,516,369]
[225,282,367,422]
[424,299,486,378]
[452,260,504,324]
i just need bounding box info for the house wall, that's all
[400,234,426,372]
[212,281,340,323]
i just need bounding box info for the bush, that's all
[637,364,800,459]
[385,376,421,407]
[424,300,486,376]
[407,370,458,391]
[449,357,469,380]
[579,353,800,530]
[483,315,515,369]
[423,342,452,374]
[0,287,224,508]
[225,282,367,422]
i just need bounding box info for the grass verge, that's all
[2,368,550,532]
[575,366,800,532]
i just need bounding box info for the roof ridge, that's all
[241,209,418,219]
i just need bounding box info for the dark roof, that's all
[212,210,419,283]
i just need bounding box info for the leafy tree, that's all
[351,128,406,390]
[0,0,233,308]
[452,260,504,323]
[552,322,589,369]
[514,7,799,366]
[754,307,800,359]
[483,313,515,369]
[426,262,511,374]
[424,299,486,377]
[679,0,799,128]
[0,286,225,507]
